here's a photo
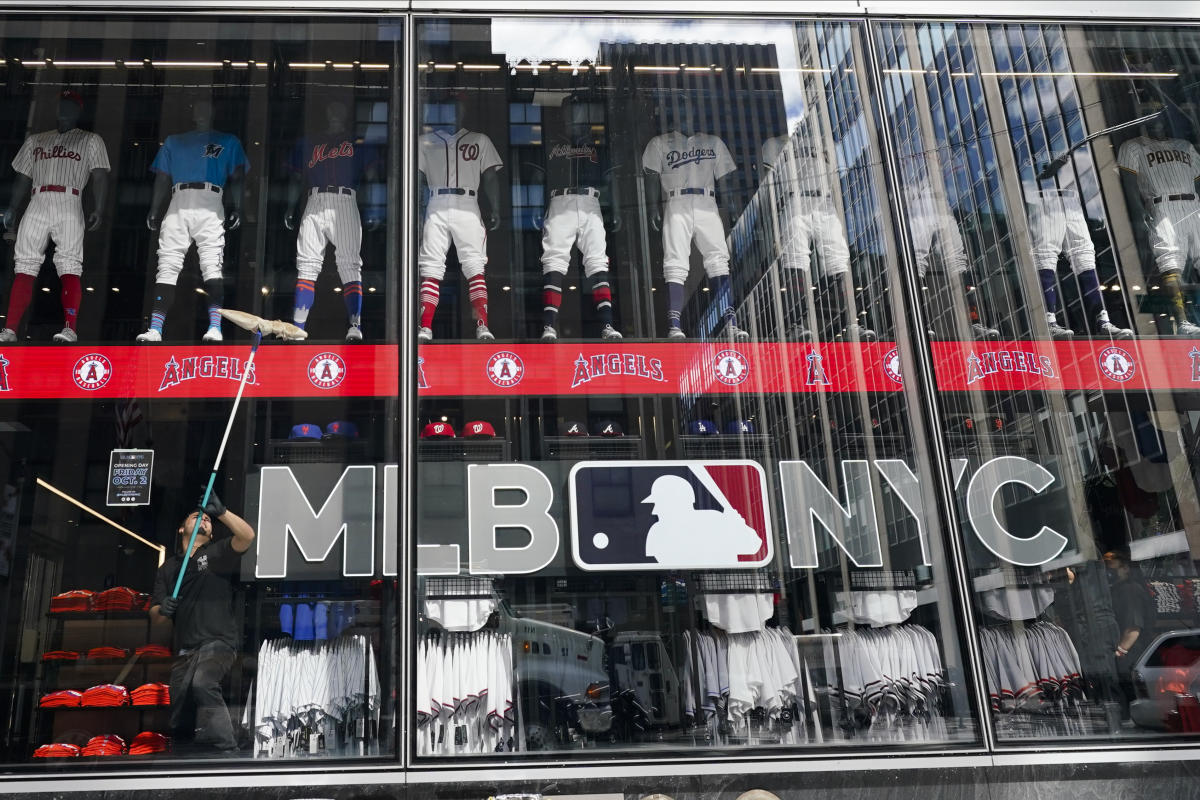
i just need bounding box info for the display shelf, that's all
[47,611,150,621]
[38,704,170,711]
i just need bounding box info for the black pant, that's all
[170,640,237,750]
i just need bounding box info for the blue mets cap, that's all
[289,423,323,440]
[324,420,359,439]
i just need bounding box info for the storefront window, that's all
[877,20,1200,742]
[0,14,400,765]
[413,16,978,759]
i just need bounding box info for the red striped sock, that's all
[419,278,441,328]
[468,274,488,326]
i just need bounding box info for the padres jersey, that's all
[418,128,502,190]
[150,130,248,186]
[544,135,612,192]
[1117,135,1200,198]
[762,138,835,197]
[12,128,109,189]
[290,135,377,189]
[642,131,735,193]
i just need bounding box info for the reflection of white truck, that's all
[497,601,612,749]
[609,631,682,729]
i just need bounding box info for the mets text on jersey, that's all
[308,141,354,169]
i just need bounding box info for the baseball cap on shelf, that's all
[594,420,624,437]
[323,420,359,440]
[289,423,323,441]
[463,420,497,439]
[562,420,589,437]
[688,420,717,435]
[421,421,456,439]
[59,89,83,109]
[726,419,755,435]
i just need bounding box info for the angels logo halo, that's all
[882,348,902,384]
[307,352,347,389]
[568,460,772,571]
[1098,346,1136,383]
[72,353,113,391]
[713,349,750,386]
[486,351,524,388]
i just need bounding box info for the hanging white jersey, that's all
[418,128,502,190]
[642,131,735,193]
[1118,135,1200,198]
[13,128,109,188]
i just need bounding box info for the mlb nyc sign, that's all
[248,456,1068,580]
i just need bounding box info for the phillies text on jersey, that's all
[13,129,110,188]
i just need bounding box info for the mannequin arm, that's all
[284,172,305,230]
[223,165,245,230]
[146,172,171,231]
[86,169,109,232]
[481,167,501,231]
[643,171,662,231]
[3,174,31,231]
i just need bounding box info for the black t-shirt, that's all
[1112,575,1156,664]
[152,536,244,651]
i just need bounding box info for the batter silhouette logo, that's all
[882,348,902,384]
[486,351,524,388]
[568,460,772,571]
[72,353,113,391]
[1098,346,1136,383]
[713,350,749,386]
[307,352,346,390]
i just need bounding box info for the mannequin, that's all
[285,100,380,343]
[136,99,248,343]
[0,90,110,343]
[642,96,748,341]
[416,97,503,342]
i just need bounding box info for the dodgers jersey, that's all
[1117,135,1200,198]
[150,129,248,186]
[544,134,612,192]
[418,128,502,190]
[13,128,109,189]
[642,131,735,193]
[290,134,377,189]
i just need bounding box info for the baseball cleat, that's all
[1047,321,1074,339]
[0,329,15,343]
[135,329,162,343]
[417,326,433,343]
[1097,320,1133,339]
[345,326,363,343]
[52,327,77,343]
[202,327,223,343]
[601,324,623,340]
[725,323,751,342]
[846,323,877,342]
[1177,321,1200,337]
[972,322,1001,340]
[475,323,495,341]
[540,325,558,342]
[667,327,687,340]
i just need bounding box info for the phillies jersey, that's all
[290,135,377,189]
[1117,135,1200,198]
[418,128,502,190]
[642,131,735,193]
[150,129,248,186]
[544,135,611,192]
[13,128,109,188]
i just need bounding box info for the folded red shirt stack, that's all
[81,735,126,756]
[86,646,130,661]
[80,684,129,707]
[32,743,81,758]
[93,586,139,612]
[128,731,170,755]
[41,650,80,663]
[39,690,82,708]
[134,644,172,659]
[49,590,94,613]
[130,682,170,706]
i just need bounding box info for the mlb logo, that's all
[569,460,772,571]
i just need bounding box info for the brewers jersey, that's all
[150,130,248,186]
[642,131,735,193]
[13,128,109,188]
[418,128,502,190]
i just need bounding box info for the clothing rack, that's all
[820,569,919,591]
[695,571,776,594]
[972,565,1051,589]
[422,576,496,601]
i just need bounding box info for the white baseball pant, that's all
[1028,192,1095,274]
[1148,199,1200,274]
[662,194,729,284]
[156,187,226,284]
[778,202,851,277]
[910,210,969,278]
[418,194,487,281]
[297,191,363,283]
[540,193,608,276]
[14,193,84,277]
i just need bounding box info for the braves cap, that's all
[562,421,589,437]
[688,420,717,435]
[323,420,359,439]
[421,421,456,439]
[594,420,624,437]
[726,419,755,434]
[59,89,83,109]
[289,423,323,440]
[463,420,496,439]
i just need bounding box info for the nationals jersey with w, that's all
[545,135,612,192]
[418,128,502,190]
[12,128,109,189]
[1117,135,1200,198]
[150,129,248,186]
[290,135,378,189]
[642,131,735,193]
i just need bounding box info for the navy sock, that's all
[1038,270,1059,315]
[667,282,684,328]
